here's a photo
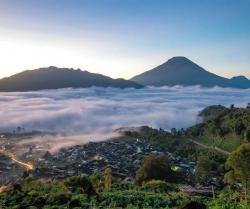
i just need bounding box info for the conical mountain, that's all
[131,56,250,88]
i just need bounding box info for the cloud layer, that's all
[1,86,250,134]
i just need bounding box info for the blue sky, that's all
[0,0,249,79]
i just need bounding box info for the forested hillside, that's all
[187,104,250,152]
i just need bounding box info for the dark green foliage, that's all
[224,144,250,193]
[198,105,228,121]
[0,178,188,209]
[135,154,175,185]
[64,175,96,196]
[97,190,187,208]
[177,201,206,209]
[244,128,250,142]
[208,192,250,209]
[0,175,249,208]
[89,172,104,192]
[188,105,250,152]
[196,155,218,184]
[140,180,177,193]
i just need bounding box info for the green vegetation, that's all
[1,173,249,208]
[224,143,250,204]
[187,105,250,152]
[1,146,249,208]
[135,155,175,185]
[196,155,218,184]
[0,176,188,209]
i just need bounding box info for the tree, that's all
[224,143,250,202]
[89,172,104,192]
[103,167,112,190]
[135,154,174,185]
[171,128,177,136]
[195,155,215,184]
[17,126,22,133]
[234,119,245,135]
[64,175,95,196]
[244,128,250,142]
[141,180,176,193]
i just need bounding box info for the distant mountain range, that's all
[131,56,250,88]
[0,57,249,92]
[0,67,142,91]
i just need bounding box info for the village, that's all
[35,138,197,180]
[0,132,199,187]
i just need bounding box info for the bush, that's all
[136,155,174,185]
[64,175,96,196]
[97,190,186,208]
[141,180,177,193]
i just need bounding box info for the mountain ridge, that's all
[0,66,142,92]
[1,57,250,92]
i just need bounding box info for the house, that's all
[122,177,135,187]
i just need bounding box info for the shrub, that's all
[141,180,177,193]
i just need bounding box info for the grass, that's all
[196,134,241,153]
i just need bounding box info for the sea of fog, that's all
[1,86,250,134]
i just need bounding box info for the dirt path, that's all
[190,139,230,155]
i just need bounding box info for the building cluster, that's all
[1,133,200,187]
[33,138,151,179]
[31,138,197,181]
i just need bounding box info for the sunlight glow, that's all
[0,32,150,79]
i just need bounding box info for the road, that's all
[190,139,230,155]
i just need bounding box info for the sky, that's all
[0,0,250,79]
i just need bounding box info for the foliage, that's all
[196,155,218,184]
[140,180,177,193]
[89,172,104,192]
[64,175,96,196]
[224,143,250,194]
[0,175,249,209]
[187,105,250,152]
[0,178,189,209]
[103,167,112,191]
[97,190,187,208]
[135,154,174,185]
[244,128,250,142]
[208,192,250,209]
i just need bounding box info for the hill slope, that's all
[0,67,142,91]
[131,57,250,88]
[187,105,250,151]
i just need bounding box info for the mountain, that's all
[229,76,250,88]
[131,57,250,88]
[0,67,142,92]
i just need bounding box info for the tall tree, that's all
[103,168,112,190]
[135,154,174,185]
[224,143,250,202]
[195,155,214,184]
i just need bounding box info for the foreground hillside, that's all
[0,67,142,91]
[1,143,249,209]
[187,104,250,152]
